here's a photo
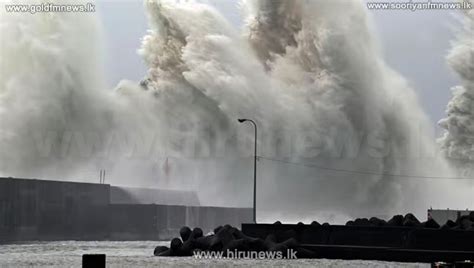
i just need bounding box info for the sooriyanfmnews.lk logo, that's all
[367,0,472,11]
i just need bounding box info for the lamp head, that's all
[238,119,247,123]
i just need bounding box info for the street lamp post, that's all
[238,118,257,224]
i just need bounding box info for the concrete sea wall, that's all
[0,177,252,242]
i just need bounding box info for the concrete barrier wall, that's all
[108,204,160,240]
[108,204,253,240]
[110,186,200,206]
[0,177,110,241]
[0,178,252,242]
[242,224,474,251]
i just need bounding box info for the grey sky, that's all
[97,0,463,125]
[368,6,460,126]
[97,1,148,88]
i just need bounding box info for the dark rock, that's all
[274,221,282,225]
[167,238,184,257]
[213,225,223,234]
[223,224,233,230]
[246,238,266,252]
[403,213,421,227]
[345,220,354,226]
[170,238,183,250]
[228,227,266,251]
[264,233,277,250]
[180,230,202,257]
[387,215,404,226]
[231,227,246,240]
[210,225,235,251]
[153,246,169,256]
[268,243,288,254]
[456,215,469,225]
[369,217,386,227]
[310,221,321,227]
[439,224,451,230]
[457,216,473,230]
[179,226,192,241]
[191,227,203,239]
[228,226,240,237]
[446,219,457,227]
[265,233,277,243]
[297,222,305,226]
[440,220,457,230]
[180,240,194,256]
[231,227,252,240]
[217,225,235,244]
[469,211,474,222]
[421,218,440,229]
[230,227,265,251]
[223,238,250,252]
[353,218,370,226]
[209,237,223,252]
[263,233,299,256]
[156,248,171,257]
[156,235,191,257]
[322,222,330,227]
[194,235,214,250]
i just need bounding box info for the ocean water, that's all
[0,241,429,268]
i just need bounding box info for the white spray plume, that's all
[0,0,472,222]
[135,0,472,219]
[438,1,474,173]
[0,0,114,180]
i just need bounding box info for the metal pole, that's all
[238,119,257,224]
[250,120,257,224]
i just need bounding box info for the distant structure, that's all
[0,177,252,242]
[428,208,473,224]
[110,186,200,206]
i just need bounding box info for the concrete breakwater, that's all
[0,177,252,242]
[155,215,474,263]
[153,224,314,259]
